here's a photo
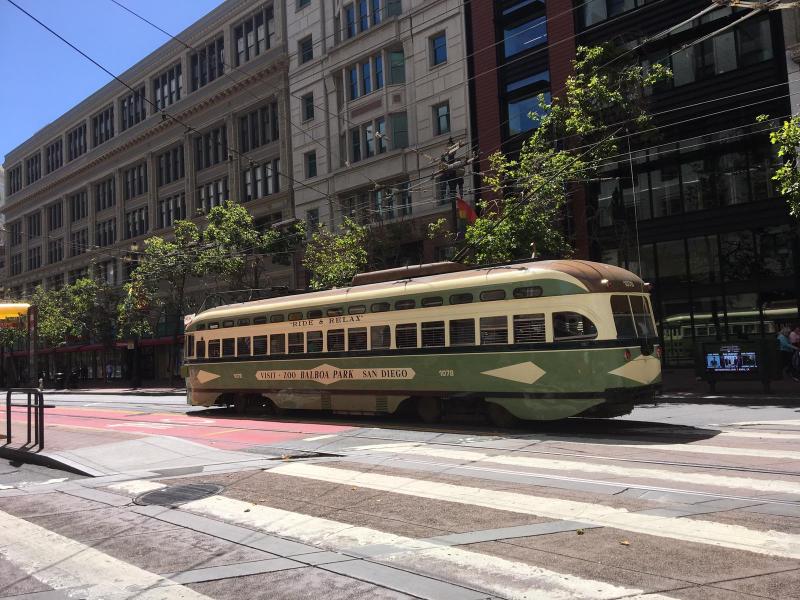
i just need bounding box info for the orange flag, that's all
[456,196,477,224]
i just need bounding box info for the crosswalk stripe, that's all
[353,443,800,494]
[269,462,800,560]
[0,507,213,599]
[184,494,678,600]
[718,430,800,440]
[623,443,800,461]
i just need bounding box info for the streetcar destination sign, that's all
[255,363,415,385]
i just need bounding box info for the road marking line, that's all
[269,463,800,560]
[355,443,800,494]
[304,433,338,441]
[0,507,213,599]
[718,430,800,441]
[184,494,678,600]
[621,443,800,461]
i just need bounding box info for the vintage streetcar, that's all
[182,260,662,425]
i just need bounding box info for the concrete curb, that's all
[45,389,186,396]
[0,446,99,477]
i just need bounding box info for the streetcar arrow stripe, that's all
[481,361,546,384]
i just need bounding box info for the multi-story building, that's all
[2,0,292,379]
[469,0,800,366]
[287,0,474,266]
[0,166,5,284]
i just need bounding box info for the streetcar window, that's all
[270,314,285,323]
[307,331,323,352]
[348,305,366,314]
[480,290,506,302]
[629,296,656,337]
[611,295,636,339]
[222,338,235,356]
[237,318,251,326]
[328,329,345,351]
[186,335,194,357]
[371,302,390,313]
[308,310,323,319]
[480,316,508,345]
[513,286,543,299]
[395,299,416,310]
[253,336,268,355]
[208,340,221,357]
[270,334,286,354]
[327,307,344,317]
[421,321,445,347]
[348,327,367,350]
[422,296,443,307]
[253,317,267,325]
[553,312,598,340]
[237,337,251,356]
[223,320,235,328]
[196,340,205,357]
[288,312,303,321]
[208,322,219,330]
[288,333,304,353]
[514,314,546,343]
[450,319,475,345]
[371,325,391,349]
[449,293,473,305]
[396,323,418,348]
[196,324,206,331]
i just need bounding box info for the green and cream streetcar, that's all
[182,260,661,425]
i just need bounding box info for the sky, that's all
[0,0,226,164]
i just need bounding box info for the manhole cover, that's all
[134,484,224,507]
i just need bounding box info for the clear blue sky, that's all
[0,0,226,164]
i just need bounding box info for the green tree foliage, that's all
[199,201,305,294]
[65,278,117,345]
[464,45,670,264]
[760,114,800,219]
[303,218,368,289]
[30,286,70,348]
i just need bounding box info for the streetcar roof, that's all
[187,260,645,327]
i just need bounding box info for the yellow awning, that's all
[0,303,30,319]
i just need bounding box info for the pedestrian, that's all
[105,363,113,383]
[790,324,800,346]
[777,327,799,381]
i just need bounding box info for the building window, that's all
[67,124,87,161]
[47,202,63,231]
[345,4,356,38]
[351,127,361,162]
[388,50,405,83]
[92,105,115,147]
[47,239,63,265]
[153,63,183,110]
[433,102,450,135]
[125,206,149,239]
[190,34,225,91]
[389,112,408,149]
[195,125,228,171]
[27,246,42,271]
[504,16,547,57]
[306,207,320,232]
[158,192,186,228]
[302,93,315,121]
[298,0,311,7]
[386,0,401,16]
[234,5,275,66]
[97,260,116,285]
[120,85,146,131]
[27,213,41,239]
[430,33,447,66]
[46,138,63,174]
[9,221,22,247]
[68,267,88,284]
[96,176,117,211]
[64,197,82,233]
[123,163,147,201]
[25,153,41,185]
[239,103,278,153]
[305,151,317,178]
[241,158,280,202]
[348,67,359,100]
[196,176,229,213]
[299,36,314,64]
[95,218,117,248]
[508,91,550,136]
[361,61,372,95]
[10,254,22,276]
[157,145,185,187]
[358,0,369,32]
[7,164,22,194]
[70,229,88,257]
[374,54,384,88]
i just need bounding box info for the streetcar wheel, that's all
[416,397,442,423]
[486,403,519,428]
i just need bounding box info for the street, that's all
[1,392,799,599]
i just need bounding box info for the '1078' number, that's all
[438,369,454,377]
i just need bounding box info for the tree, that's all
[199,201,305,297]
[64,278,118,345]
[29,286,70,348]
[0,324,26,387]
[759,114,800,219]
[303,218,368,289]
[463,45,670,264]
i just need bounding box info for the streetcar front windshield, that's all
[611,295,657,339]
